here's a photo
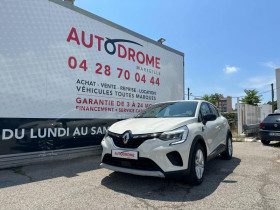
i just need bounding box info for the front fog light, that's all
[159,126,188,145]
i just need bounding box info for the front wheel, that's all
[221,136,233,160]
[187,143,205,185]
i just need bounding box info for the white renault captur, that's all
[100,100,232,185]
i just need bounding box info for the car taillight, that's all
[259,122,264,129]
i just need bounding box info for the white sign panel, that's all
[0,0,184,119]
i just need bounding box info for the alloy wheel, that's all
[195,149,205,179]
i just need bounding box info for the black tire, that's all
[221,136,233,160]
[261,139,270,145]
[187,143,205,185]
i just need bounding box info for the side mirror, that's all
[203,113,217,124]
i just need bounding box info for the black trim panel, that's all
[207,144,226,161]
[0,118,118,156]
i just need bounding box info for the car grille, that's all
[102,154,162,171]
[108,131,161,148]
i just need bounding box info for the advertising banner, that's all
[0,0,184,155]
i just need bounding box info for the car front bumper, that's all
[100,135,191,178]
[100,163,165,177]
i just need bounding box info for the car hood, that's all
[109,117,197,134]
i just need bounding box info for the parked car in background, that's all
[100,100,232,185]
[259,113,280,145]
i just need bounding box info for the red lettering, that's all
[67,28,161,69]
[155,57,160,69]
[67,27,80,45]
[82,98,88,104]
[128,48,135,62]
[146,55,154,67]
[76,97,81,103]
[94,35,104,51]
[118,44,127,58]
[136,51,145,64]
[81,31,93,48]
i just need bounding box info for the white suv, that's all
[100,100,232,185]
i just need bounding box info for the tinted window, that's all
[198,111,203,122]
[135,102,198,118]
[209,104,219,117]
[200,103,211,117]
[263,114,280,123]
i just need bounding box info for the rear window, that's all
[263,114,280,123]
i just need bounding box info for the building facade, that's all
[218,96,233,112]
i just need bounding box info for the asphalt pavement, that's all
[0,142,279,210]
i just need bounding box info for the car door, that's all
[208,103,227,149]
[199,102,220,153]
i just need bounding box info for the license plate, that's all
[269,132,280,136]
[112,150,138,160]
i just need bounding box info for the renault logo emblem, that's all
[123,131,131,144]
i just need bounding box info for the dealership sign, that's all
[0,0,184,156]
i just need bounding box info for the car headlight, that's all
[159,126,188,145]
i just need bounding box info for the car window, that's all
[209,104,219,117]
[198,110,203,122]
[263,114,280,123]
[200,102,211,117]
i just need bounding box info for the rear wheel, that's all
[187,143,205,185]
[221,136,233,160]
[261,139,270,145]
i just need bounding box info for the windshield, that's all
[135,101,198,118]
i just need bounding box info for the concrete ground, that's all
[0,142,280,210]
